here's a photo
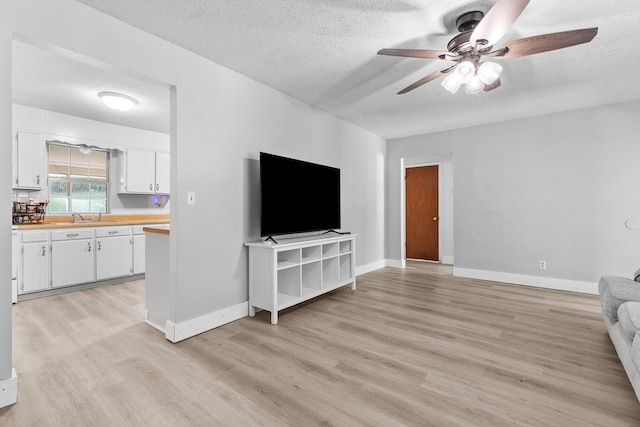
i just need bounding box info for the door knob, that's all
[433,217,438,221]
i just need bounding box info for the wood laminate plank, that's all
[2,263,640,426]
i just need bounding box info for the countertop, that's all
[143,225,170,235]
[15,214,170,230]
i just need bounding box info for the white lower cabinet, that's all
[96,227,133,280]
[20,231,50,294]
[17,225,149,297]
[132,226,146,275]
[51,229,95,288]
[21,244,49,294]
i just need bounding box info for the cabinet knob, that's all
[41,245,46,256]
[149,183,153,191]
[88,242,92,252]
[36,175,40,185]
[156,184,159,192]
[98,241,102,251]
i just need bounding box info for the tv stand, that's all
[245,234,357,324]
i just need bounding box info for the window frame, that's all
[47,142,110,215]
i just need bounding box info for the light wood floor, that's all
[2,262,640,426]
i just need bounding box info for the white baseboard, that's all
[441,255,454,265]
[453,267,598,295]
[164,301,249,343]
[145,319,165,333]
[356,260,386,276]
[0,369,17,409]
[386,259,406,269]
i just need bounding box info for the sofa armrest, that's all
[618,302,640,341]
[600,276,640,320]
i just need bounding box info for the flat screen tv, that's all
[260,152,340,237]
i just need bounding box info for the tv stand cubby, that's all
[245,234,356,324]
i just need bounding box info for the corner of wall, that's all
[164,301,248,343]
[0,368,18,409]
[385,259,406,269]
[355,260,387,276]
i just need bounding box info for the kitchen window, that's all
[48,143,109,214]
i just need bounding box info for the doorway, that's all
[406,165,439,262]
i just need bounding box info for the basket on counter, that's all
[12,201,48,225]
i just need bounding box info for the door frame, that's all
[401,161,445,265]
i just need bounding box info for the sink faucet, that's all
[71,213,86,223]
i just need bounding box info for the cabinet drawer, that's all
[95,226,131,238]
[21,231,48,243]
[51,229,94,241]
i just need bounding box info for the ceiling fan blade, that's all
[378,48,449,59]
[484,78,501,92]
[494,27,598,59]
[471,0,530,46]
[397,67,452,94]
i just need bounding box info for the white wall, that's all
[0,20,13,396]
[12,104,171,214]
[13,104,169,152]
[387,100,640,292]
[1,0,386,394]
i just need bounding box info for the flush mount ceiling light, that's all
[377,0,598,95]
[98,91,138,111]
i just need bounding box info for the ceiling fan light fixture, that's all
[98,91,138,111]
[377,0,598,96]
[441,72,462,94]
[477,62,503,85]
[456,61,476,84]
[465,76,485,94]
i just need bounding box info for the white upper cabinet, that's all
[14,130,46,189]
[118,148,170,195]
[120,148,156,193]
[155,151,170,194]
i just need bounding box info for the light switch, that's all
[187,191,196,205]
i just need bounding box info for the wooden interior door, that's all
[406,165,439,261]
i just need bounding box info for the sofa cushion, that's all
[618,302,640,342]
[632,334,640,373]
[599,276,640,321]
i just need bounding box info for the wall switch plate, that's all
[187,191,196,205]
[538,260,547,270]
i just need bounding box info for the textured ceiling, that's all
[14,0,640,139]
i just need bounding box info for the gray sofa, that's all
[599,269,640,401]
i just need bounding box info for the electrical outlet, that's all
[539,260,547,270]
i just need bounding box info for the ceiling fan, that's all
[378,0,598,95]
